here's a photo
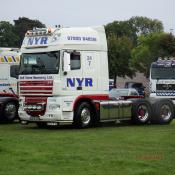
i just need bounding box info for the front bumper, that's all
[18,96,74,123]
[18,110,74,123]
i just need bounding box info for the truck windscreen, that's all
[19,51,60,74]
[151,67,175,79]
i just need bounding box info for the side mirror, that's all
[63,52,71,74]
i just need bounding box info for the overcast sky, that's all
[0,0,174,33]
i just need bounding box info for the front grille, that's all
[156,84,175,91]
[19,80,53,96]
[156,84,175,96]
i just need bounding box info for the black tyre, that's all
[74,102,94,128]
[151,99,174,124]
[3,101,18,122]
[131,99,152,124]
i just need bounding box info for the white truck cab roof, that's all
[21,26,107,53]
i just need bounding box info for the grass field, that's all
[0,121,175,175]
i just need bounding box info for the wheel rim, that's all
[80,107,91,126]
[4,103,16,119]
[137,104,149,122]
[160,104,171,121]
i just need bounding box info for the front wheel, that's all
[3,101,18,122]
[74,102,94,128]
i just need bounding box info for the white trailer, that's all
[18,27,174,128]
[0,48,20,122]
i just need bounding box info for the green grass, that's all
[0,121,175,175]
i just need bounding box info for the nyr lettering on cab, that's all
[27,36,48,46]
[67,78,93,87]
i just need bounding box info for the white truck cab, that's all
[18,26,175,127]
[0,48,20,122]
[150,58,175,102]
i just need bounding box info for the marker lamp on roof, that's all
[26,28,52,36]
[48,27,55,34]
[48,28,52,33]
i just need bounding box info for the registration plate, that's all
[29,116,40,121]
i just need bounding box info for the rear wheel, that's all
[131,100,152,124]
[151,100,174,124]
[3,102,18,122]
[74,102,94,128]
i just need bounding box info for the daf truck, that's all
[18,26,174,128]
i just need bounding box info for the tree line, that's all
[0,16,175,78]
[105,16,175,79]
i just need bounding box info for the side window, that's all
[130,90,138,96]
[70,52,81,70]
[10,65,19,79]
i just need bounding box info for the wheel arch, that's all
[73,95,108,111]
[0,97,19,107]
[73,97,96,113]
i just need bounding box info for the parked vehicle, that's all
[0,94,19,122]
[109,88,142,100]
[125,82,145,97]
[150,58,175,102]
[0,48,20,122]
[18,26,174,128]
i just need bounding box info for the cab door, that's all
[61,50,83,96]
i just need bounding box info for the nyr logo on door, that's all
[67,78,93,87]
[27,36,48,46]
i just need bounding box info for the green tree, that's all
[14,17,46,46]
[131,32,175,76]
[129,16,164,36]
[0,21,19,47]
[105,16,164,47]
[107,34,134,81]
[105,20,137,45]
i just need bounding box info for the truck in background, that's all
[0,48,20,122]
[18,26,174,128]
[150,58,175,102]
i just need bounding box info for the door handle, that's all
[77,87,82,90]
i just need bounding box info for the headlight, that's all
[24,104,44,110]
[32,105,37,109]
[36,105,42,110]
[49,104,60,111]
[28,105,32,109]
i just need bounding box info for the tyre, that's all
[131,99,152,124]
[151,99,174,124]
[74,102,94,128]
[3,101,18,122]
